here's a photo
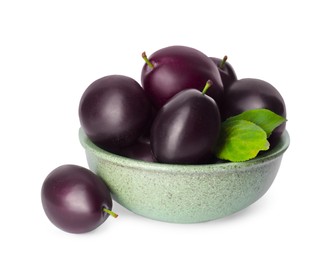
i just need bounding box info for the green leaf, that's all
[226,108,286,137]
[215,119,270,162]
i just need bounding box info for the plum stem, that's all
[202,80,213,95]
[103,207,118,218]
[142,52,154,69]
[219,55,228,69]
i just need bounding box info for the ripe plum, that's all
[79,75,151,150]
[223,78,286,145]
[151,80,221,164]
[141,46,224,114]
[41,164,117,233]
[210,56,237,90]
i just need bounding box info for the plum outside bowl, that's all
[79,128,289,223]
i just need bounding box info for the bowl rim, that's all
[79,128,290,172]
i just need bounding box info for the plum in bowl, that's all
[79,128,289,223]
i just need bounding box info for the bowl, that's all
[79,128,290,223]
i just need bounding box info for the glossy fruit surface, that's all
[79,75,151,150]
[223,78,286,145]
[210,56,237,90]
[41,164,114,233]
[141,46,224,113]
[151,84,221,164]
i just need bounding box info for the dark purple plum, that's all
[141,46,224,114]
[116,137,156,162]
[41,164,117,234]
[151,80,221,164]
[223,78,287,146]
[79,75,151,150]
[210,56,237,90]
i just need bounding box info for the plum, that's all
[79,75,151,150]
[41,164,117,233]
[151,80,221,164]
[210,56,237,90]
[141,46,224,115]
[222,78,286,146]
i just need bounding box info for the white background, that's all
[1,0,332,259]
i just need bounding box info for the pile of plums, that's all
[41,45,287,234]
[79,45,286,164]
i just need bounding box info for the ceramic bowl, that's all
[79,128,289,223]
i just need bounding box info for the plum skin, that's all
[210,57,237,90]
[41,164,113,234]
[141,46,224,114]
[222,78,287,146]
[79,75,151,150]
[151,88,221,164]
[115,137,157,162]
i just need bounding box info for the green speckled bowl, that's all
[79,128,289,223]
